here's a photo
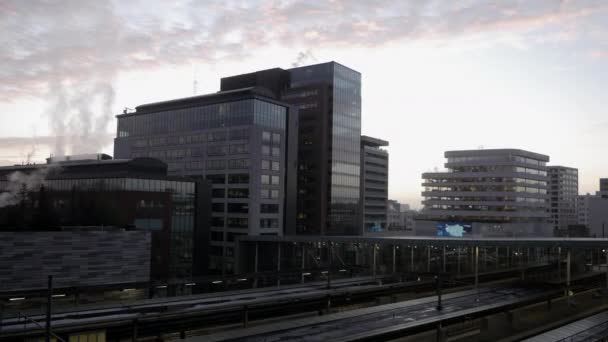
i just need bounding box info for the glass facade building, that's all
[288,62,362,235]
[114,88,298,274]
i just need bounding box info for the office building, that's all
[601,178,608,193]
[386,200,403,231]
[114,88,298,274]
[0,154,208,280]
[577,192,608,238]
[360,136,389,233]
[547,166,578,233]
[419,149,551,237]
[221,61,362,235]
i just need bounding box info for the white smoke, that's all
[291,49,317,68]
[0,169,49,208]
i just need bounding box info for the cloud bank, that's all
[1,0,606,156]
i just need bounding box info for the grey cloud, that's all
[1,0,605,155]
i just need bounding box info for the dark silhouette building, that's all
[0,155,210,281]
[221,61,362,235]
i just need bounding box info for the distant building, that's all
[600,178,608,193]
[360,136,388,233]
[547,166,578,234]
[577,192,608,238]
[386,200,402,230]
[221,62,362,235]
[419,149,552,237]
[0,155,208,281]
[114,87,299,274]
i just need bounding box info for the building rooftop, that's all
[118,87,284,117]
[445,149,549,162]
[361,135,389,148]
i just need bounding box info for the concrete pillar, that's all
[474,246,479,300]
[495,247,499,270]
[301,244,306,284]
[392,245,397,274]
[372,243,377,279]
[457,247,461,275]
[410,246,415,272]
[253,242,259,288]
[442,246,446,273]
[558,247,562,282]
[507,246,510,268]
[605,249,608,290]
[427,245,431,273]
[277,243,281,287]
[566,249,571,296]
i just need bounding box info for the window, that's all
[261,204,279,213]
[272,133,281,145]
[260,218,279,228]
[208,131,226,142]
[227,232,246,242]
[261,189,270,199]
[228,159,250,169]
[206,174,226,184]
[229,144,249,154]
[262,145,270,156]
[228,173,249,184]
[227,217,248,228]
[212,203,224,213]
[272,161,280,171]
[206,160,226,170]
[261,160,270,170]
[272,147,280,157]
[271,175,280,185]
[261,175,270,185]
[228,203,249,213]
[227,188,249,198]
[212,188,225,198]
[271,189,279,199]
[207,145,227,156]
[211,217,224,227]
[262,131,271,142]
[229,129,249,140]
[210,231,223,241]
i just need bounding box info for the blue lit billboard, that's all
[437,222,472,237]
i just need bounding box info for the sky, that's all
[1,0,607,208]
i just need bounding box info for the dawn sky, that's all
[1,0,607,208]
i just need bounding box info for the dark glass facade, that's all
[289,62,362,235]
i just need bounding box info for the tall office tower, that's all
[419,149,552,237]
[114,88,298,274]
[599,178,608,197]
[547,166,578,234]
[360,136,389,233]
[221,61,362,235]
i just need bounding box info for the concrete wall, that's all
[0,230,151,292]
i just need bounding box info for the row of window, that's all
[206,173,248,184]
[261,160,280,171]
[132,129,250,148]
[261,174,280,185]
[205,159,250,170]
[261,145,281,157]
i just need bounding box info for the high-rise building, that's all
[360,136,388,233]
[419,149,552,237]
[547,166,578,233]
[114,87,299,274]
[600,178,608,193]
[221,61,362,235]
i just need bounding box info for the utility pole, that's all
[46,275,53,342]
